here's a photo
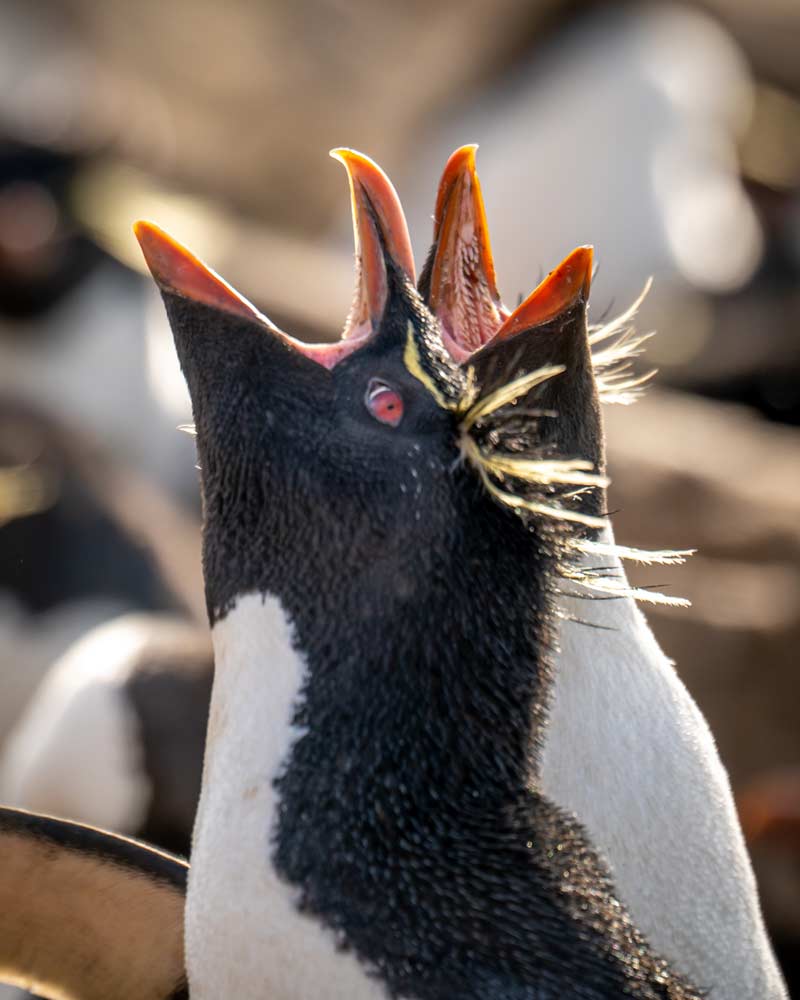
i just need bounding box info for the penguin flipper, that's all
[0,806,187,1000]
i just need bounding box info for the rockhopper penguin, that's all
[419,146,786,1000]
[0,145,782,1000]
[132,149,704,998]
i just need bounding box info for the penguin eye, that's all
[365,378,404,428]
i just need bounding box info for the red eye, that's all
[365,379,404,427]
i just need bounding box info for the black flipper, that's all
[0,807,187,999]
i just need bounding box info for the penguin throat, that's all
[272,531,555,811]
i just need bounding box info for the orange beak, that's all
[495,246,593,342]
[330,148,416,339]
[134,149,416,369]
[134,221,271,328]
[426,145,504,361]
[425,145,594,360]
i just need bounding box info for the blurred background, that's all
[0,0,797,992]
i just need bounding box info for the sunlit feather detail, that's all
[571,539,695,565]
[457,344,692,605]
[403,322,458,411]
[561,565,692,608]
[458,365,479,415]
[479,453,609,490]
[588,278,653,348]
[590,278,656,406]
[461,436,607,530]
[560,486,596,501]
[460,365,566,429]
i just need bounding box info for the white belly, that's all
[186,593,386,1000]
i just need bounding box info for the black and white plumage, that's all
[134,149,703,999]
[0,144,784,1000]
[419,146,786,1000]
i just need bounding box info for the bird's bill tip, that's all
[132,219,265,326]
[433,144,480,227]
[331,147,416,340]
[495,245,594,342]
[331,147,415,283]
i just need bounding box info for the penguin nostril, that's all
[365,379,404,428]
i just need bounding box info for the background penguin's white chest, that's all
[185,593,387,1000]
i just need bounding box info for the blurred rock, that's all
[0,400,204,771]
[0,141,102,319]
[700,0,800,93]
[606,388,799,592]
[0,400,203,620]
[738,764,800,988]
[0,0,558,234]
[406,4,762,313]
[0,258,199,500]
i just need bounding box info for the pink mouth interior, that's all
[434,202,509,363]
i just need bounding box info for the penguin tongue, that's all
[134,149,415,370]
[426,145,594,361]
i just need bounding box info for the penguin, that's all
[417,145,787,1000]
[130,149,703,998]
[0,805,187,999]
[0,397,209,860]
[0,145,780,995]
[1,613,211,858]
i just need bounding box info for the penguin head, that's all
[135,150,605,624]
[419,145,604,512]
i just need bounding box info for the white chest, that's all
[185,593,386,1000]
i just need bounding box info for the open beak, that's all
[426,145,505,362]
[331,148,415,341]
[425,145,593,361]
[135,149,415,370]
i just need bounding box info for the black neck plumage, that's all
[248,505,699,999]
